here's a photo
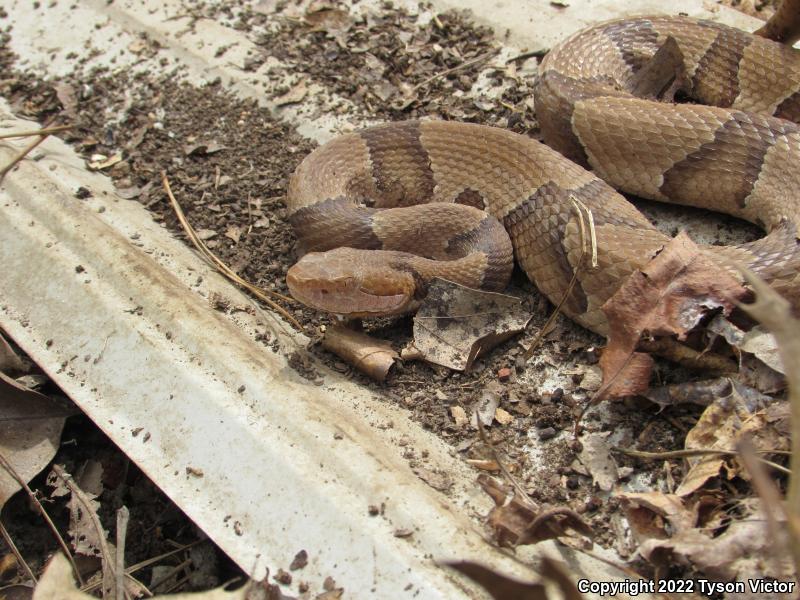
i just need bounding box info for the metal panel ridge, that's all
[0,112,547,597]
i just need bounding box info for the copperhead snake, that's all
[286,13,800,337]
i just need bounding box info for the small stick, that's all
[413,50,498,92]
[614,445,791,475]
[0,520,37,583]
[474,408,534,505]
[505,49,548,63]
[0,452,84,585]
[0,125,73,139]
[161,171,304,332]
[116,507,130,600]
[80,541,198,595]
[737,438,790,574]
[0,134,49,182]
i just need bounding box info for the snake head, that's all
[286,248,418,317]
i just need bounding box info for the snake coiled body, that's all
[286,16,800,336]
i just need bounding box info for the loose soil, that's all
[0,0,788,595]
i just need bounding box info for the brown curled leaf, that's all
[477,474,593,547]
[320,325,398,382]
[445,561,548,600]
[597,232,747,401]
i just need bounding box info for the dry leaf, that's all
[273,82,308,106]
[471,382,501,428]
[645,377,771,408]
[598,232,746,400]
[706,315,785,392]
[479,475,592,547]
[320,325,397,382]
[676,388,783,497]
[45,467,108,558]
[578,432,618,492]
[54,82,78,117]
[446,562,547,600]
[0,373,74,510]
[621,496,795,584]
[224,226,243,243]
[87,153,123,171]
[0,332,27,374]
[304,4,353,48]
[196,229,218,241]
[406,279,531,371]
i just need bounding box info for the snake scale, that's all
[286,15,800,337]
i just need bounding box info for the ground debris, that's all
[404,279,531,371]
[598,232,746,400]
[478,474,592,548]
[320,324,398,381]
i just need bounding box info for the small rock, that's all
[289,550,308,571]
[494,407,514,426]
[497,367,512,381]
[538,427,557,440]
[274,569,292,585]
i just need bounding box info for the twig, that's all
[613,446,791,475]
[524,197,596,360]
[150,558,192,592]
[80,541,199,595]
[732,263,800,576]
[737,438,792,576]
[0,125,73,139]
[0,452,84,585]
[51,465,116,593]
[413,50,499,92]
[473,409,533,504]
[505,49,549,63]
[161,171,304,331]
[116,507,130,600]
[0,134,49,182]
[0,520,37,583]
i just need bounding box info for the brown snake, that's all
[286,14,800,337]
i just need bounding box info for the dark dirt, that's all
[0,0,789,594]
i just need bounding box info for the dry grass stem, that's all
[524,197,596,360]
[614,446,791,475]
[0,521,37,583]
[0,125,72,139]
[473,408,532,504]
[80,543,198,595]
[413,50,498,92]
[161,171,304,332]
[116,507,130,600]
[0,452,84,585]
[0,134,49,182]
[732,264,800,576]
